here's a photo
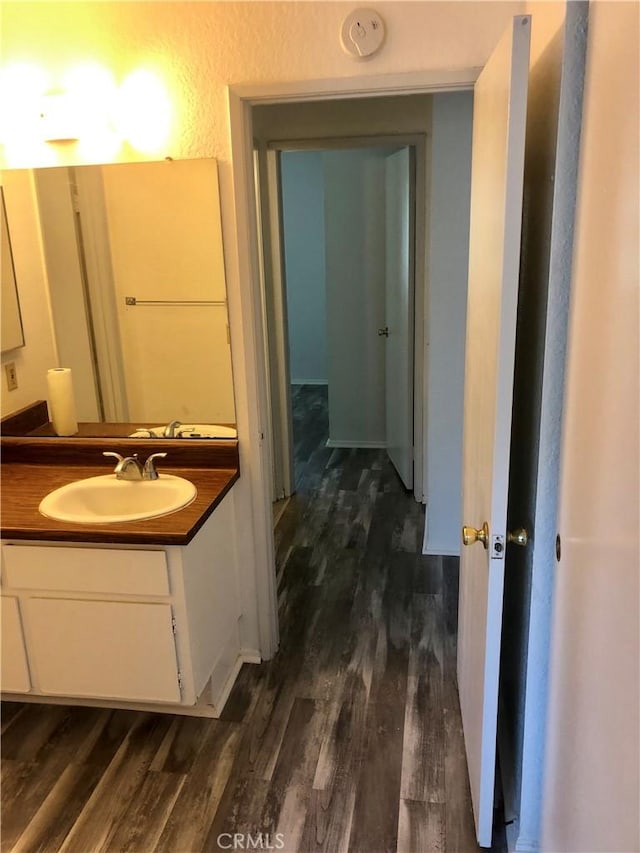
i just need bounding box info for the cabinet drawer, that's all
[25,597,181,703]
[2,545,169,596]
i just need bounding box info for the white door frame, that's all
[227,69,478,657]
[261,133,426,502]
[256,147,295,500]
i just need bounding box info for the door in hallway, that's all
[457,15,531,847]
[384,146,414,489]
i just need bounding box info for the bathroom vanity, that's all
[0,420,248,718]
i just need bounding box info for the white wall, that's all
[324,147,389,448]
[280,151,327,386]
[542,3,640,850]
[0,171,57,418]
[423,92,474,556]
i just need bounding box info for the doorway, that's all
[251,102,433,511]
[229,77,478,650]
[251,94,473,558]
[269,141,416,499]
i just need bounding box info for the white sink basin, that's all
[129,424,237,439]
[39,474,197,524]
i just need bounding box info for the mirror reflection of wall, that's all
[1,187,25,354]
[15,158,235,428]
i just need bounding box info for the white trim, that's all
[239,649,262,665]
[325,439,386,449]
[290,379,328,386]
[226,70,477,662]
[263,148,295,499]
[233,69,480,103]
[268,133,422,152]
[423,544,460,558]
[226,90,280,659]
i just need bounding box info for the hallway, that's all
[1,385,505,852]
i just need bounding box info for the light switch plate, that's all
[5,361,18,391]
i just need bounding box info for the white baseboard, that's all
[326,439,386,449]
[240,649,262,664]
[291,380,328,386]
[423,539,460,557]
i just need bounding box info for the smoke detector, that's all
[340,9,386,59]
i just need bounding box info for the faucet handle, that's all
[164,420,182,438]
[103,451,124,466]
[143,452,167,480]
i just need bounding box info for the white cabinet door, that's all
[1,596,31,693]
[25,598,181,703]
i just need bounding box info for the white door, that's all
[384,147,413,489]
[457,16,531,847]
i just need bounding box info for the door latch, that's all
[491,534,505,560]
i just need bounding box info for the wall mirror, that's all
[1,186,25,353]
[9,158,235,434]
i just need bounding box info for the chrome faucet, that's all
[164,420,182,438]
[143,452,167,480]
[103,452,143,480]
[103,451,168,481]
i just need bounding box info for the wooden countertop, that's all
[0,433,240,546]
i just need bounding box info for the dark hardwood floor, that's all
[1,384,506,852]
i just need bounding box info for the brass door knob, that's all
[462,521,489,549]
[507,528,529,547]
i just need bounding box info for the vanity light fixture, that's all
[0,61,172,164]
[39,93,82,142]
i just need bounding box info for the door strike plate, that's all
[491,534,505,560]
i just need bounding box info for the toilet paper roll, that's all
[47,368,78,436]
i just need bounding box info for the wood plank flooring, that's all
[1,385,506,852]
